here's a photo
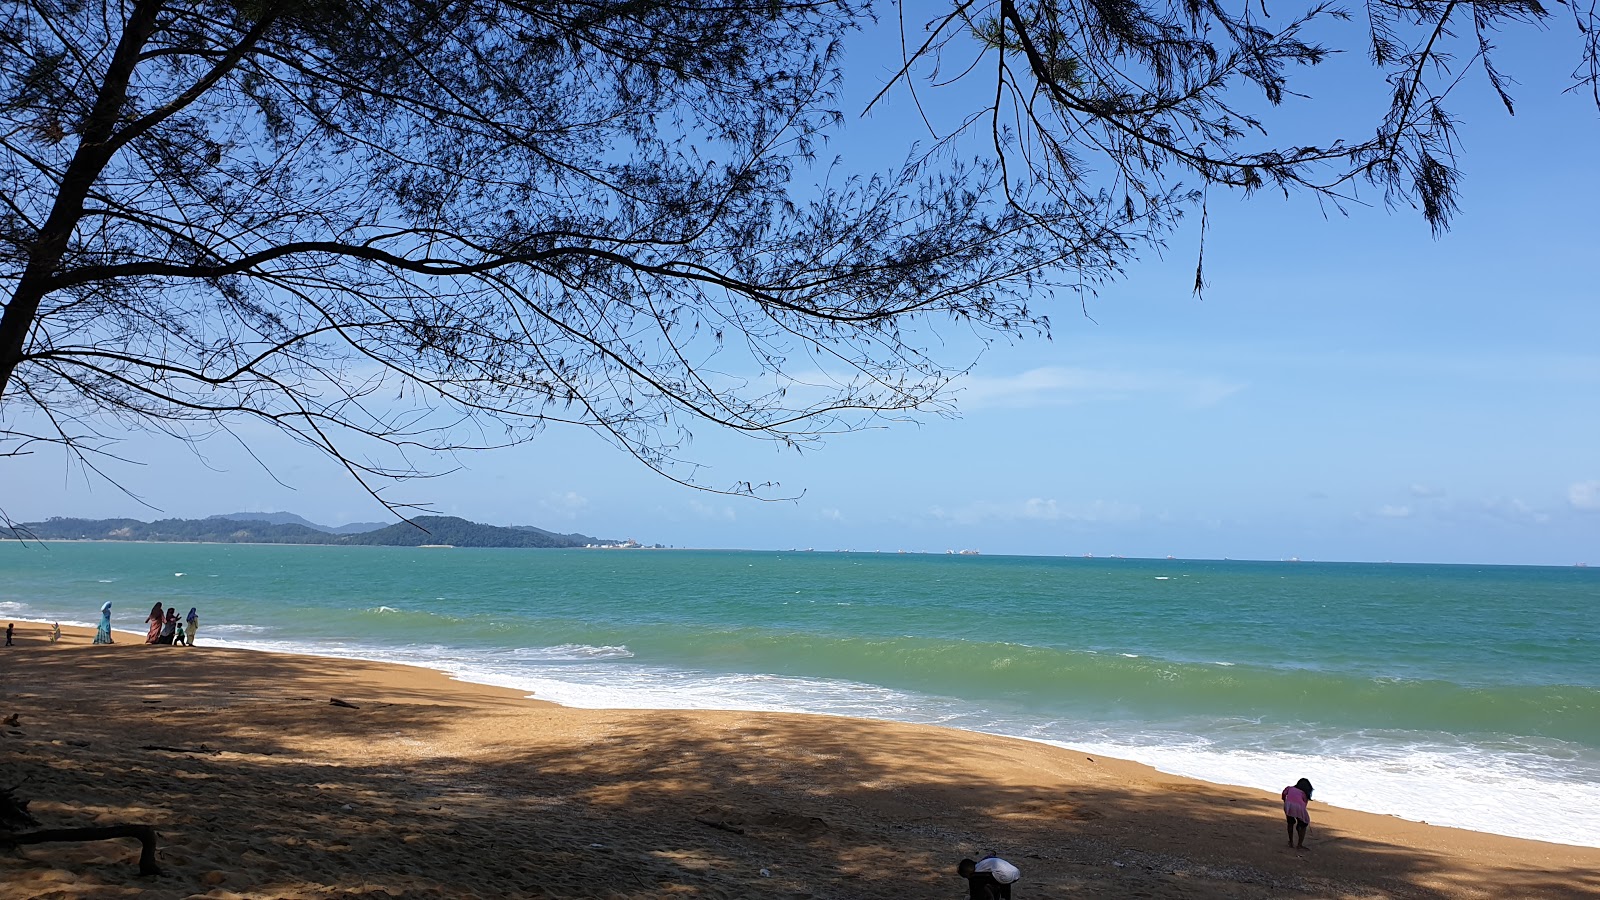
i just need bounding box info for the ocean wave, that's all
[506,644,634,661]
[207,623,271,634]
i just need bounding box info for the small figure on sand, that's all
[144,602,164,644]
[1283,777,1314,849]
[159,608,179,645]
[172,617,187,647]
[50,622,60,643]
[185,607,199,646]
[958,853,1020,899]
[95,602,114,644]
[4,623,12,646]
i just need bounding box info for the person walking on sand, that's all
[95,602,114,644]
[1283,777,1314,849]
[184,607,199,646]
[50,622,60,643]
[144,602,164,644]
[4,623,12,646]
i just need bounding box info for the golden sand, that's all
[2,623,1596,899]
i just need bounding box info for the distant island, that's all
[12,513,639,549]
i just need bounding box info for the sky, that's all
[5,9,1598,565]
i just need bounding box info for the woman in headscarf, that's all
[159,607,178,645]
[93,602,114,644]
[184,607,199,646]
[145,602,164,643]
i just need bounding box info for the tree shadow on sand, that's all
[2,644,1595,899]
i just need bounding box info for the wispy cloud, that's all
[927,497,1141,526]
[538,491,589,520]
[1376,505,1413,518]
[1481,497,1551,525]
[689,499,736,522]
[817,507,844,522]
[1570,480,1600,512]
[1409,484,1445,498]
[953,366,1245,410]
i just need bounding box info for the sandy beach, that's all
[2,623,1596,899]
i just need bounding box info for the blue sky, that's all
[6,11,1598,565]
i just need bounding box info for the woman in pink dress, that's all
[144,602,164,644]
[1282,778,1314,848]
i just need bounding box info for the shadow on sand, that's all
[2,639,1595,899]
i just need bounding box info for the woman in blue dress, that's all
[93,601,114,644]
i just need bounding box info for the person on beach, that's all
[145,602,164,643]
[172,618,187,647]
[185,607,199,646]
[1283,777,1314,849]
[4,623,12,646]
[958,854,1020,899]
[95,602,114,644]
[50,622,60,643]
[159,608,179,645]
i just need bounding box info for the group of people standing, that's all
[88,601,199,646]
[144,602,199,645]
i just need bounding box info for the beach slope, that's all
[2,625,1596,899]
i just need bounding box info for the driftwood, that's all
[328,698,360,709]
[1,786,161,876]
[3,825,161,875]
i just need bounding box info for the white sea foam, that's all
[0,601,28,613]
[368,606,402,613]
[506,644,634,661]
[1048,734,1600,848]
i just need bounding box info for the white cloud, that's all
[1376,505,1413,518]
[1482,497,1551,525]
[954,366,1245,410]
[689,499,736,521]
[1409,484,1445,498]
[928,498,1141,526]
[538,491,589,520]
[818,507,843,522]
[1570,481,1600,512]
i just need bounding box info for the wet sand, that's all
[2,623,1596,899]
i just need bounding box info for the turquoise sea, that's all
[2,543,1596,847]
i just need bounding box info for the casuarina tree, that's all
[1,0,1592,513]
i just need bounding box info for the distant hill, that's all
[17,515,618,548]
[341,517,607,548]
[209,511,389,534]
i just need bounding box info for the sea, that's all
[2,542,1595,847]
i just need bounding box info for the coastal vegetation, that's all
[13,515,616,548]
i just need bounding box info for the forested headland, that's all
[12,515,622,548]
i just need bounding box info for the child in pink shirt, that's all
[1282,778,1314,848]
